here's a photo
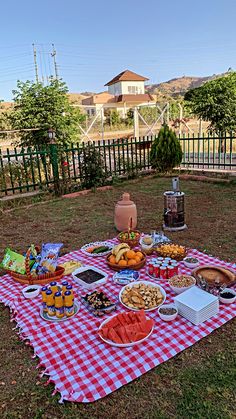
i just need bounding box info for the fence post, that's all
[49,142,60,195]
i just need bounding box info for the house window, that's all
[128,86,138,94]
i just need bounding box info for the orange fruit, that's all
[136,251,143,259]
[109,255,116,264]
[127,258,136,265]
[118,259,127,267]
[134,255,141,263]
[126,250,136,259]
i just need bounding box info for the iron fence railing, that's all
[0,134,235,197]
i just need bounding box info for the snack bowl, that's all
[183,257,199,269]
[22,285,41,299]
[117,230,141,248]
[155,243,187,261]
[158,304,178,321]
[168,275,196,295]
[219,288,236,304]
[119,280,166,311]
[106,252,146,272]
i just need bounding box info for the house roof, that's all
[115,93,154,103]
[81,93,154,106]
[105,70,149,86]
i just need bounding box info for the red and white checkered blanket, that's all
[0,242,235,403]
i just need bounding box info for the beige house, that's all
[81,70,154,118]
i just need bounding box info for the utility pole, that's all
[32,43,39,83]
[51,43,59,80]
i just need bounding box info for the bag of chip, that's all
[37,243,63,274]
[0,248,26,274]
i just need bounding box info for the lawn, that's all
[0,176,235,419]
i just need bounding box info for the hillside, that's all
[145,72,230,97]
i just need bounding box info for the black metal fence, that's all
[0,134,235,197]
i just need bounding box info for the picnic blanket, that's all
[0,242,235,403]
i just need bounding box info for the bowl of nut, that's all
[168,275,196,295]
[119,281,166,311]
[158,304,178,321]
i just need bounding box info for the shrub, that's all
[150,124,182,173]
[80,143,108,189]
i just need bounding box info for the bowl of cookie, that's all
[119,281,166,311]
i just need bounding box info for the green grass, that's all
[0,176,235,418]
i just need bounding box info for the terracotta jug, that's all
[114,192,137,231]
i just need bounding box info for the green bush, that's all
[80,143,108,189]
[150,124,182,173]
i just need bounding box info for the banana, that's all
[115,248,129,263]
[112,243,130,256]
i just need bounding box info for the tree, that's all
[8,78,85,146]
[150,124,182,173]
[184,73,236,133]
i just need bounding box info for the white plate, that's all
[98,312,154,347]
[40,300,80,322]
[119,280,166,311]
[80,241,114,257]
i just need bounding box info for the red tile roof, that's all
[105,70,149,86]
[115,93,154,103]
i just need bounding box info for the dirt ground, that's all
[0,176,235,419]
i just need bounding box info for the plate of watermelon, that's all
[98,310,154,347]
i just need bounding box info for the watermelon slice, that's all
[125,329,137,342]
[116,326,130,344]
[106,317,120,329]
[136,309,146,323]
[139,319,154,334]
[108,327,123,344]
[133,332,147,341]
[129,312,138,324]
[117,313,128,327]
[100,327,109,339]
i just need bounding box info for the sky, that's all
[0,0,236,100]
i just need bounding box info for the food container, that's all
[219,288,236,304]
[81,291,116,317]
[158,304,178,321]
[113,270,139,285]
[183,257,199,269]
[140,235,154,255]
[168,275,196,295]
[117,230,141,248]
[22,285,41,299]
[72,266,108,290]
[106,252,146,272]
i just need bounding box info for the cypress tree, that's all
[150,125,182,173]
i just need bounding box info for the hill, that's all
[145,71,231,97]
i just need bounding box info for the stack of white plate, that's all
[174,286,219,325]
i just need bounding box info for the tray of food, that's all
[155,243,187,261]
[98,310,154,347]
[119,281,166,311]
[107,243,146,271]
[81,290,117,317]
[192,265,236,292]
[72,266,108,289]
[80,241,114,257]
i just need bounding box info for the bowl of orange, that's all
[106,249,146,271]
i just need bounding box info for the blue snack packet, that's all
[37,243,63,274]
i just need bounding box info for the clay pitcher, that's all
[114,192,137,231]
